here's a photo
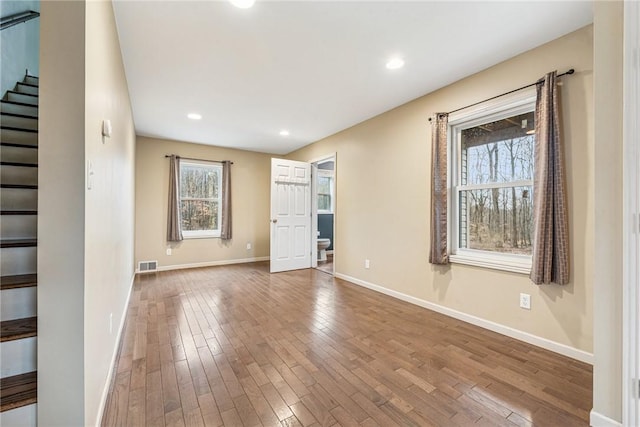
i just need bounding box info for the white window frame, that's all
[317,169,334,214]
[448,88,536,274]
[179,160,222,239]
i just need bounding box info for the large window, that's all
[449,90,535,273]
[179,160,222,238]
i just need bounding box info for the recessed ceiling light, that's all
[279,130,290,136]
[187,113,202,120]
[386,57,405,70]
[230,0,255,9]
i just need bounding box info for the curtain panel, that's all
[429,113,449,265]
[220,160,232,240]
[530,71,570,285]
[167,155,183,242]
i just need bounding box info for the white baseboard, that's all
[137,256,270,274]
[95,273,135,427]
[335,273,594,365]
[590,410,622,427]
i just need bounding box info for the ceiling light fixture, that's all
[386,57,405,70]
[187,113,202,120]
[230,0,255,9]
[279,130,290,136]
[526,129,535,135]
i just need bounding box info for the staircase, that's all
[0,74,39,425]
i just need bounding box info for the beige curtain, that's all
[167,155,183,242]
[429,113,449,265]
[530,71,570,285]
[220,160,232,240]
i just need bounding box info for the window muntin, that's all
[179,161,222,238]
[449,90,535,272]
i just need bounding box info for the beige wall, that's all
[288,26,595,354]
[592,0,623,423]
[39,1,136,425]
[135,136,272,269]
[84,1,137,425]
[39,1,86,424]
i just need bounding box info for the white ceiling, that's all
[113,1,592,155]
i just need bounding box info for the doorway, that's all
[312,155,336,276]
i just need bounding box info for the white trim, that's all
[307,152,337,166]
[450,252,531,275]
[334,272,593,365]
[139,256,270,273]
[310,153,337,276]
[623,1,640,425]
[590,410,623,427]
[95,273,135,427]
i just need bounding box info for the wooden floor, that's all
[102,262,592,427]
[315,255,333,275]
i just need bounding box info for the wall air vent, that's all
[138,260,158,273]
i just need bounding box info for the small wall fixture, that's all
[187,113,202,120]
[230,0,255,9]
[279,130,290,136]
[102,120,112,138]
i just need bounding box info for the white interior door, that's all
[270,158,311,273]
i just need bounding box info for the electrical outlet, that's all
[166,248,172,256]
[365,259,370,269]
[109,313,113,334]
[519,293,531,310]
[246,242,252,250]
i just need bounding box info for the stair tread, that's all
[0,317,37,342]
[0,161,37,167]
[0,125,38,133]
[0,112,38,120]
[0,184,38,189]
[0,142,38,149]
[0,210,37,216]
[0,100,39,108]
[16,82,38,89]
[0,238,37,248]
[0,371,37,412]
[0,274,37,290]
[6,91,38,98]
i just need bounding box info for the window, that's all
[449,89,535,273]
[317,170,334,213]
[179,160,222,238]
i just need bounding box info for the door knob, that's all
[272,219,278,223]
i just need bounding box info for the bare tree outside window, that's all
[179,162,222,235]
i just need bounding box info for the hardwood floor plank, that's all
[101,262,592,426]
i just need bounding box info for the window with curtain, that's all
[179,160,222,238]
[448,89,536,273]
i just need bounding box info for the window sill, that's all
[183,232,221,240]
[449,253,531,275]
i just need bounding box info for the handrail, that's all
[1,10,40,31]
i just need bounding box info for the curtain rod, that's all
[165,155,233,165]
[428,68,574,122]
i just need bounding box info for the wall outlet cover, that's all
[519,293,531,310]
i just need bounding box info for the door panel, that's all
[270,158,311,273]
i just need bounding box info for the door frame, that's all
[309,153,337,275]
[623,1,640,425]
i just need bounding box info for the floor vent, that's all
[138,260,158,273]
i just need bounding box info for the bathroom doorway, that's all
[311,155,336,276]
